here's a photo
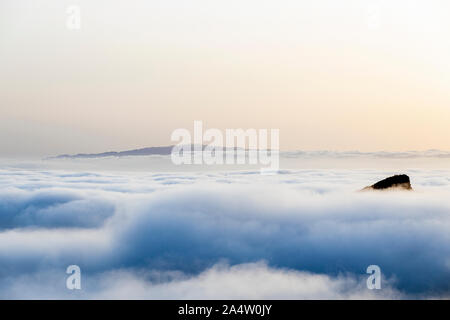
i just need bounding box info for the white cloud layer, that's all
[0,164,449,299]
[2,262,406,300]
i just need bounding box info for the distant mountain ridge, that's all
[48,145,252,159]
[48,147,450,160]
[49,146,174,159]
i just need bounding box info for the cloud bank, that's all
[0,166,449,299]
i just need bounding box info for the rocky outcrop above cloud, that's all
[362,174,412,191]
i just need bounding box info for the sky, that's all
[1,0,450,156]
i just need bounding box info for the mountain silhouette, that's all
[362,174,412,191]
[49,146,174,159]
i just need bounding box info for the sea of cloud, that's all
[0,156,449,299]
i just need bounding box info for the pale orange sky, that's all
[1,0,449,156]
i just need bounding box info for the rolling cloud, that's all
[0,165,449,298]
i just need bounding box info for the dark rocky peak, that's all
[362,174,412,191]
